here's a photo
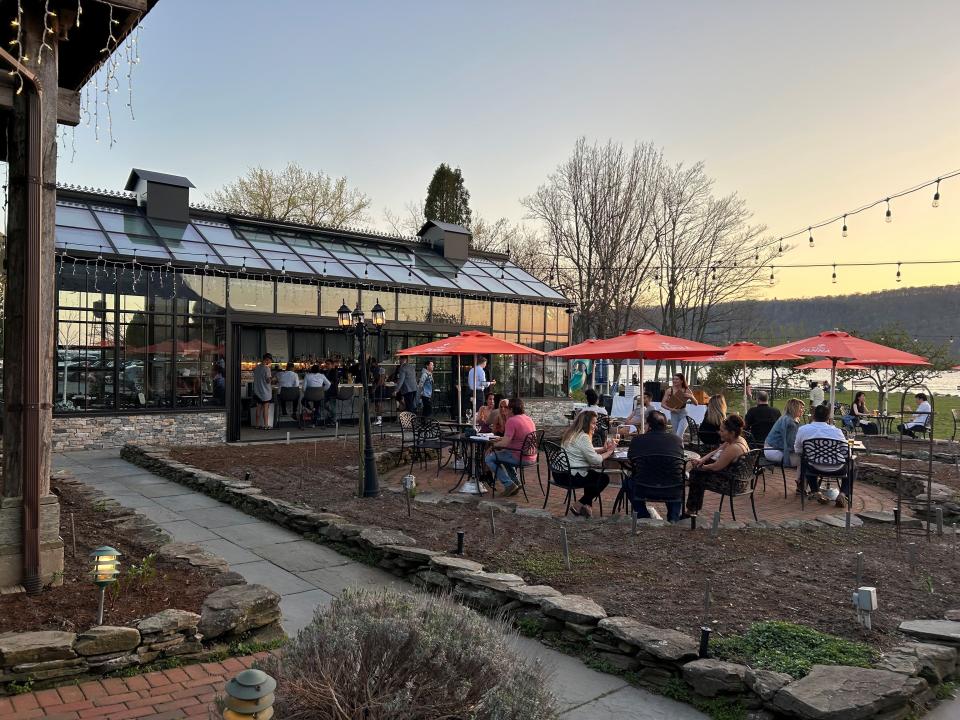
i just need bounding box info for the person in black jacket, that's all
[627,411,686,522]
[744,391,781,443]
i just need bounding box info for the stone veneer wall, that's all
[523,398,576,428]
[52,412,226,452]
[120,442,960,719]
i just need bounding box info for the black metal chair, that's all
[696,424,720,453]
[748,420,776,447]
[799,438,853,510]
[754,449,789,498]
[336,385,357,424]
[699,449,762,521]
[952,409,959,442]
[396,411,417,466]
[409,417,453,477]
[542,441,595,516]
[627,453,687,521]
[301,387,327,427]
[684,418,700,451]
[276,387,302,429]
[489,430,541,502]
[911,412,933,440]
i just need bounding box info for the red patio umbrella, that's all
[549,329,721,430]
[794,359,870,371]
[397,330,544,425]
[765,331,931,409]
[674,341,802,413]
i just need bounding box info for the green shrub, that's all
[259,588,557,719]
[712,621,878,678]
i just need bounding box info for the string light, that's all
[808,227,814,247]
[933,179,941,208]
[831,264,837,284]
[841,215,848,237]
[777,238,783,255]
[768,266,775,285]
[884,198,892,223]
[896,262,901,282]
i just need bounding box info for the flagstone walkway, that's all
[29,448,706,720]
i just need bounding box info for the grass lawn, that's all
[722,389,960,440]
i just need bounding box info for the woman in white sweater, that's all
[560,411,615,517]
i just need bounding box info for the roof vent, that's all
[417,220,471,262]
[124,168,195,224]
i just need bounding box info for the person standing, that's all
[468,357,496,415]
[418,360,435,417]
[661,373,697,437]
[252,353,274,429]
[396,356,418,413]
[367,357,386,426]
[809,381,825,409]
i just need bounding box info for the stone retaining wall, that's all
[523,398,577,428]
[120,442,960,719]
[52,412,226,451]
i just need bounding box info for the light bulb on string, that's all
[831,264,837,284]
[885,198,892,223]
[808,228,814,247]
[769,267,775,286]
[933,179,941,207]
[842,215,848,237]
[896,262,901,283]
[777,238,783,255]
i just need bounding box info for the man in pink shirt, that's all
[484,397,537,497]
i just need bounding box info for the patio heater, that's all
[337,299,386,498]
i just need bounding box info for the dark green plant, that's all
[936,681,958,701]
[662,678,746,720]
[7,679,34,694]
[712,621,878,678]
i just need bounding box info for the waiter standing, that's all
[468,357,496,414]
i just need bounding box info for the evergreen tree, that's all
[424,163,472,226]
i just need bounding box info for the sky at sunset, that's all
[55,0,960,300]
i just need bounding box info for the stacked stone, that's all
[198,584,283,645]
[134,609,203,664]
[75,626,142,673]
[52,411,226,452]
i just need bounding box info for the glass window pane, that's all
[450,272,488,293]
[150,220,204,242]
[430,296,461,325]
[203,276,226,314]
[55,226,111,252]
[304,257,353,279]
[464,299,491,327]
[166,240,216,263]
[118,311,173,409]
[493,302,519,331]
[116,266,148,312]
[56,204,100,229]
[277,282,319,315]
[56,309,116,411]
[95,211,154,235]
[360,289,396,323]
[195,222,249,246]
[215,247,270,269]
[397,292,429,323]
[557,308,570,338]
[546,306,559,336]
[229,278,275,312]
[108,233,170,259]
[173,274,205,314]
[321,286,358,317]
[260,250,312,274]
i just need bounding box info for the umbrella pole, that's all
[830,359,838,413]
[472,353,478,430]
[743,361,748,415]
[770,365,775,404]
[639,357,645,434]
[456,355,462,422]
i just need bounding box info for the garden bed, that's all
[0,475,222,635]
[169,440,960,650]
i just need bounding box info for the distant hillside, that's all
[719,284,960,354]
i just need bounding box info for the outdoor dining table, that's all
[606,448,701,514]
[448,432,499,496]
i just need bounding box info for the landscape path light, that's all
[223,668,277,720]
[89,545,120,625]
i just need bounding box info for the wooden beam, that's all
[0,76,81,126]
[98,0,149,11]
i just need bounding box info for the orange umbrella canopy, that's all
[794,359,870,371]
[671,341,801,363]
[765,331,930,366]
[396,330,544,357]
[548,329,720,360]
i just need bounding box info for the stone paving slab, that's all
[137,481,195,498]
[132,503,187,524]
[155,491,229,512]
[215,521,303,549]
[296,562,405,596]
[180,505,262,529]
[156,519,219,543]
[197,538,262,565]
[230,559,315,595]
[278,588,336,634]
[253,540,353,573]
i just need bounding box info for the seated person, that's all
[276,361,301,417]
[898,393,931,438]
[618,392,654,436]
[763,398,804,473]
[484,398,537,497]
[795,403,851,507]
[685,415,750,517]
[579,388,608,416]
[627,410,685,522]
[843,391,878,434]
[476,392,496,433]
[744,391,780,442]
[490,398,509,435]
[302,364,331,425]
[560,411,615,518]
[696,394,727,448]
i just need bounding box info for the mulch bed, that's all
[171,440,960,650]
[0,477,223,635]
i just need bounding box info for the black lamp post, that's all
[337,298,386,498]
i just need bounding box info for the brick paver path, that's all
[0,654,268,720]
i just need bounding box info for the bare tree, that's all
[382,200,425,236]
[210,162,371,227]
[522,138,663,340]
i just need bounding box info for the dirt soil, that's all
[172,439,960,650]
[0,477,223,635]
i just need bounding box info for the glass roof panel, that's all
[259,250,312,274]
[166,240,219,264]
[107,233,170,259]
[56,226,113,252]
[210,246,271,270]
[150,219,204,242]
[56,204,100,229]
[303,257,354,278]
[95,211,154,236]
[194,221,248,247]
[449,272,488,293]
[525,281,566,299]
